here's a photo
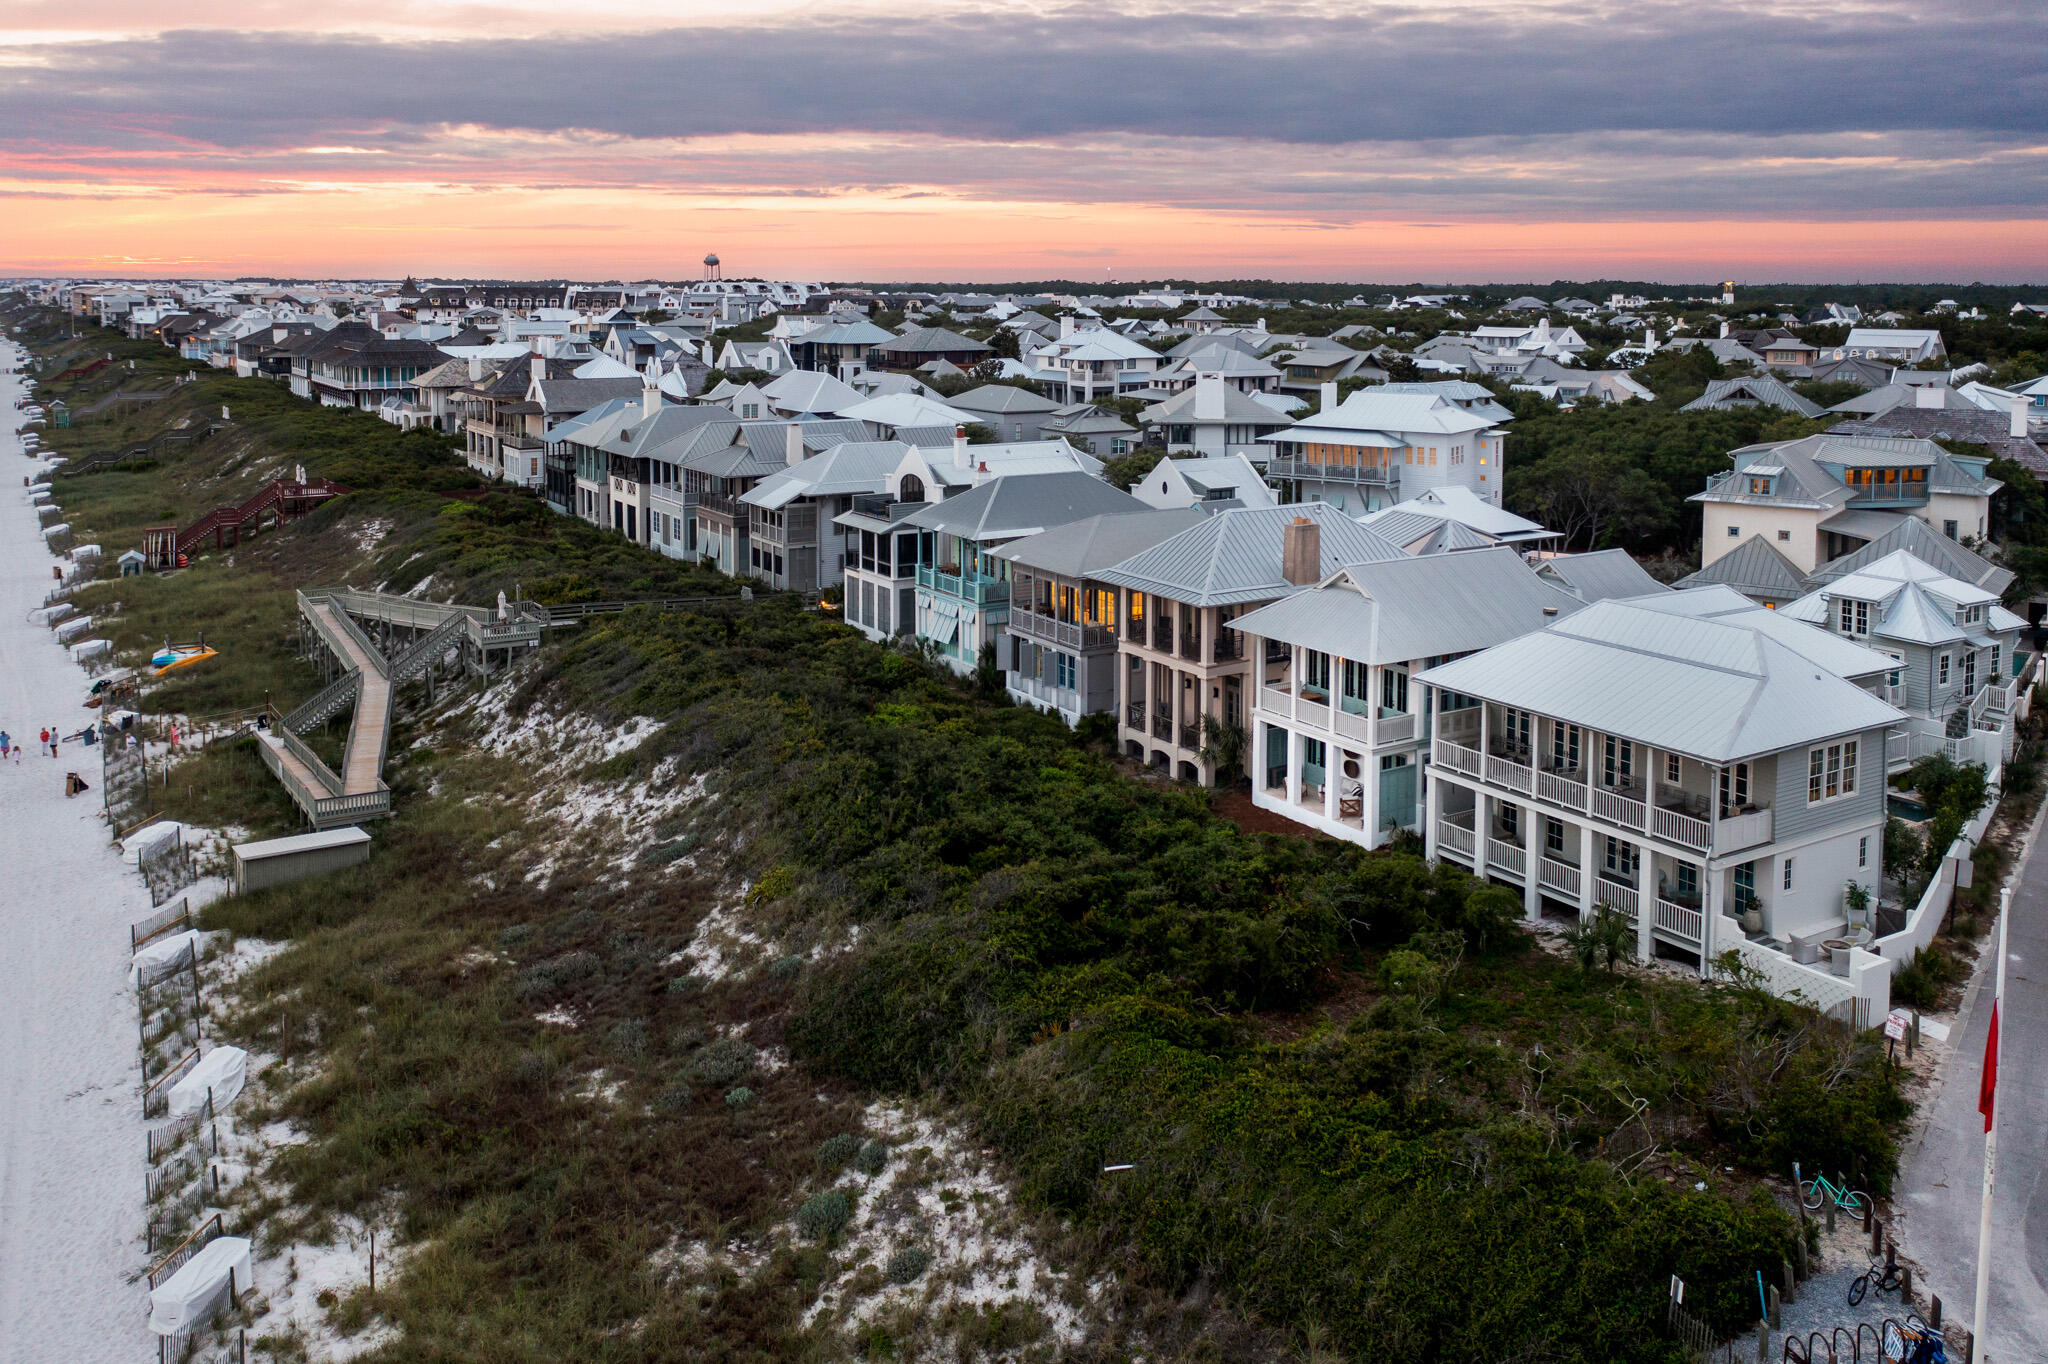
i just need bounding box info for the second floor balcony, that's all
[1429,710,1775,857]
[1009,609,1116,652]
[1265,454,1395,485]
[917,563,1010,606]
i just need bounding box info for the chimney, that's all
[642,373,661,418]
[786,421,805,466]
[1194,371,1225,422]
[1719,320,1730,339]
[1059,316,1075,339]
[1915,384,1943,409]
[953,424,970,471]
[1644,328,1657,350]
[1319,380,1338,411]
[529,353,545,386]
[1536,317,1551,345]
[468,355,484,381]
[2013,393,2032,440]
[1282,515,1321,586]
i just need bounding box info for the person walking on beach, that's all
[47,725,59,757]
[38,726,49,756]
[0,730,11,759]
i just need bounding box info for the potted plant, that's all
[1844,880,1872,927]
[1735,891,1764,936]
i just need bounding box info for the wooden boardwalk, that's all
[303,598,390,795]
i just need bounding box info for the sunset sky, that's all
[1,0,2042,282]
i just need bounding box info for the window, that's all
[1944,519,1958,539]
[1938,652,1952,686]
[1836,598,1869,635]
[1674,863,1699,902]
[1807,739,1858,802]
[1342,659,1371,709]
[1777,529,1791,542]
[1748,476,1772,495]
[1718,761,1750,814]
[1551,722,1582,772]
[1727,524,1741,537]
[1664,753,1680,785]
[1303,650,1333,694]
[1782,859,1794,892]
[1545,817,1565,856]
[1055,653,1076,689]
[1858,835,1868,869]
[1499,804,1519,839]
[1734,862,1755,903]
[1500,707,1532,753]
[1602,735,1634,788]
[1380,667,1408,714]
[1603,836,1638,879]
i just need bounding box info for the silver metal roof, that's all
[1675,536,1807,600]
[991,509,1205,577]
[1227,546,1585,663]
[1095,502,1407,607]
[1416,589,1905,762]
[900,472,1146,543]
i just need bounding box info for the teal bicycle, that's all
[1799,1170,1868,1217]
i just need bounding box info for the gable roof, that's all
[875,326,992,357]
[1679,375,1824,418]
[1095,503,1407,606]
[1415,589,1903,762]
[1226,545,1585,664]
[1535,548,1671,602]
[740,441,909,509]
[1268,389,1496,443]
[1140,384,1293,426]
[1781,550,2023,645]
[947,383,1061,415]
[900,471,1145,542]
[991,509,1207,577]
[1806,514,2014,595]
[761,368,865,414]
[1675,535,1809,600]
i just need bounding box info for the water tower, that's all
[703,252,722,282]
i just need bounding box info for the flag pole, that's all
[1973,884,2010,1356]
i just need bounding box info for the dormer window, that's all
[1747,476,1772,495]
[1836,598,1869,636]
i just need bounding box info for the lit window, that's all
[1806,740,1858,803]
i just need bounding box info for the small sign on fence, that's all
[1884,1009,1911,1041]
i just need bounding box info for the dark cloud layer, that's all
[2,0,2044,151]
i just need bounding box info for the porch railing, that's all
[1437,819,1476,860]
[1538,857,1581,898]
[1651,805,1711,852]
[1591,786,1646,831]
[1125,702,1146,730]
[1716,806,1773,852]
[1537,767,1589,812]
[1485,837,1527,877]
[1594,878,1639,924]
[1377,712,1416,746]
[1484,751,1533,793]
[1654,898,1704,945]
[1432,736,1483,776]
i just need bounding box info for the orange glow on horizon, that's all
[5,183,2042,281]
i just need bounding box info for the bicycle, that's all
[1881,1314,1948,1364]
[1847,1254,1902,1306]
[1798,1170,1867,1217]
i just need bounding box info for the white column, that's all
[1635,841,1656,962]
[1522,808,1542,921]
[1423,763,1443,860]
[1699,861,1721,978]
[1285,728,1302,807]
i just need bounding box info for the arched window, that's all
[899,474,926,503]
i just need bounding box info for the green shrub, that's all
[497,923,535,949]
[769,954,805,980]
[655,1080,692,1111]
[664,974,703,996]
[683,1038,756,1087]
[724,1086,754,1108]
[885,1246,931,1284]
[514,951,597,1002]
[608,1018,649,1060]
[1891,945,1962,1010]
[854,1140,889,1176]
[816,1133,863,1172]
[795,1190,852,1240]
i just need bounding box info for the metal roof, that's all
[1095,503,1408,607]
[991,509,1206,577]
[900,471,1146,543]
[1675,536,1808,600]
[1536,549,1672,602]
[1227,546,1585,664]
[1807,515,2013,595]
[1416,590,1905,762]
[741,441,906,509]
[1679,376,1824,418]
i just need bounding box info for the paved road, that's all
[1897,813,2048,1362]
